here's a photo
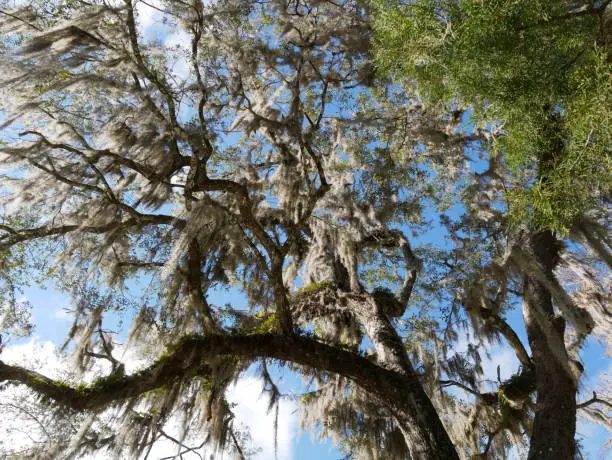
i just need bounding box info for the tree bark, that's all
[523,230,577,460]
[353,295,458,459]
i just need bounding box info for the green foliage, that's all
[373,0,611,232]
[231,311,278,335]
[89,372,126,391]
[292,280,335,298]
[247,312,277,335]
[149,333,203,368]
[300,391,320,405]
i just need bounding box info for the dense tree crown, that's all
[373,0,611,233]
[0,0,609,459]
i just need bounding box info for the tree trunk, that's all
[523,230,577,460]
[353,295,459,459]
[390,384,460,460]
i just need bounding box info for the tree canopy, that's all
[0,0,609,459]
[373,0,611,233]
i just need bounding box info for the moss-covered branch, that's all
[0,332,458,458]
[0,333,399,410]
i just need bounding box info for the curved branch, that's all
[0,333,400,410]
[0,8,42,31]
[439,379,482,398]
[157,429,204,460]
[124,0,179,129]
[439,379,498,406]
[195,176,293,333]
[577,393,612,410]
[487,313,533,369]
[0,332,459,458]
[361,229,421,306]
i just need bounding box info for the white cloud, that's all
[131,2,192,83]
[1,338,64,378]
[164,30,191,81]
[53,308,71,320]
[135,0,165,38]
[227,377,298,460]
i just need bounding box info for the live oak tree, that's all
[373,0,611,459]
[0,1,609,459]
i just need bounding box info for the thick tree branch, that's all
[195,177,293,333]
[0,333,406,410]
[0,332,458,458]
[477,307,533,369]
[361,229,421,306]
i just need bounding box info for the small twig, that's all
[439,379,482,398]
[157,430,204,460]
[0,9,42,31]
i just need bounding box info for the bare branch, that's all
[577,392,612,410]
